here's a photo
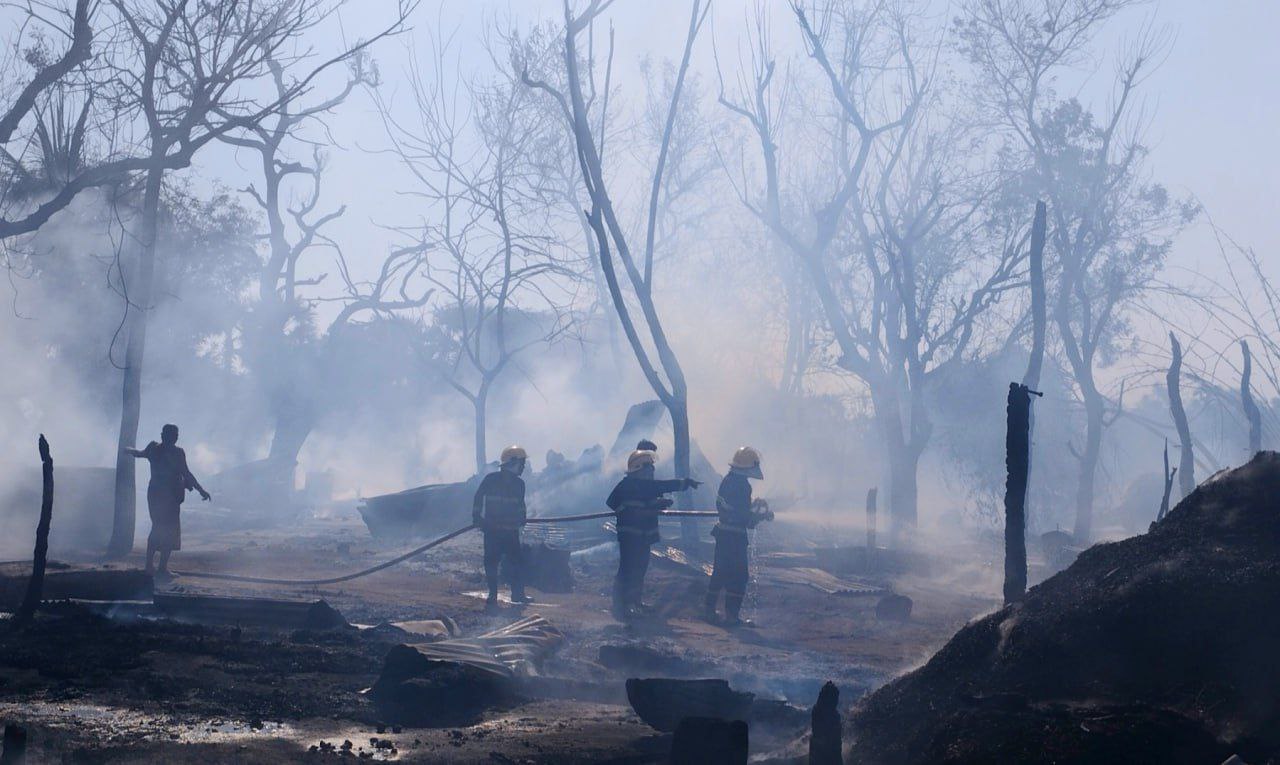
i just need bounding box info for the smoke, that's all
[0,0,1273,573]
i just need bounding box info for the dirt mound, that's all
[849,451,1280,765]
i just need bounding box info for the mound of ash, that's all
[850,451,1280,765]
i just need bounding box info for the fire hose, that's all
[171,509,719,587]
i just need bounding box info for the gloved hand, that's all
[684,478,702,490]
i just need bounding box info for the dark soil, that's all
[848,451,1280,765]
[0,509,999,761]
[0,608,385,724]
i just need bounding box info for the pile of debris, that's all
[848,452,1280,764]
[358,400,723,543]
[370,614,565,726]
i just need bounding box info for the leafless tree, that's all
[525,0,709,545]
[218,50,430,489]
[1240,339,1262,455]
[956,0,1197,543]
[501,23,626,371]
[105,0,413,557]
[1179,229,1280,451]
[373,29,578,473]
[0,0,144,240]
[721,2,1027,539]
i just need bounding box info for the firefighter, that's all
[473,445,531,608]
[606,449,700,619]
[705,446,773,626]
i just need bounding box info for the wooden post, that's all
[15,435,53,626]
[1004,383,1039,605]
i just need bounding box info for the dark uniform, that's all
[606,474,691,615]
[138,441,199,553]
[472,469,527,601]
[706,471,763,621]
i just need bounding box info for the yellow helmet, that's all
[730,446,762,470]
[500,445,528,465]
[626,449,658,473]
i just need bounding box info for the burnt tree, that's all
[722,3,1023,542]
[531,0,709,545]
[1240,339,1263,455]
[15,435,54,626]
[1004,383,1038,605]
[1167,332,1195,499]
[106,0,411,555]
[957,0,1196,544]
[1155,438,1176,525]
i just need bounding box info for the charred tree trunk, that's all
[669,397,696,547]
[15,435,53,626]
[267,397,314,466]
[887,443,920,538]
[109,164,164,558]
[1021,201,1048,391]
[473,382,491,475]
[1013,201,1047,569]
[1072,389,1104,545]
[555,1,706,550]
[865,487,878,551]
[1155,438,1176,526]
[1004,384,1037,605]
[1240,339,1262,455]
[1167,332,1195,499]
[874,387,920,543]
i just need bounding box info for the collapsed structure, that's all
[359,401,722,543]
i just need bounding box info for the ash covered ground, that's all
[0,509,999,763]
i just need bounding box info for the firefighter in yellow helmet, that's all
[605,448,701,620]
[705,446,774,626]
[472,445,531,608]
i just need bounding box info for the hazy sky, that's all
[197,0,1279,296]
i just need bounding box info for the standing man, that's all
[705,446,773,626]
[473,445,532,608]
[122,424,211,578]
[606,449,700,620]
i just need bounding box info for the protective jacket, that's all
[472,470,527,531]
[606,475,687,544]
[713,472,763,537]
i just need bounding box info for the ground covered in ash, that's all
[0,508,1000,763]
[848,451,1280,765]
